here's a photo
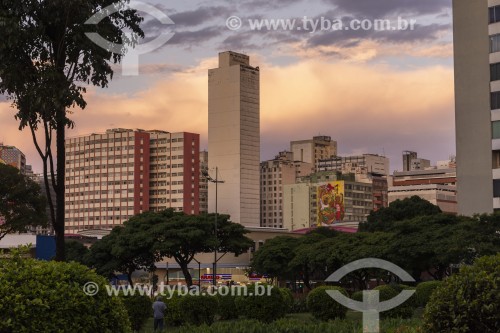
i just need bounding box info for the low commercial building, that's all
[389,166,457,214]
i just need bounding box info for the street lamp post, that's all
[202,167,225,287]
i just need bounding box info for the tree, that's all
[0,164,47,240]
[250,236,300,285]
[154,211,253,286]
[0,0,144,260]
[65,240,89,264]
[86,212,162,286]
[359,196,442,232]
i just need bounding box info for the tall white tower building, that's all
[208,51,261,227]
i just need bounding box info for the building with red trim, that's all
[64,129,200,234]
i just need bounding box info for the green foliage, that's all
[119,294,152,332]
[373,285,415,319]
[238,286,288,323]
[216,294,239,320]
[0,164,47,240]
[179,295,219,326]
[164,294,184,326]
[307,286,348,321]
[415,281,442,307]
[171,318,423,333]
[65,240,89,264]
[250,236,300,282]
[278,288,294,313]
[0,0,145,261]
[351,290,363,302]
[291,297,308,313]
[0,251,131,333]
[360,196,441,232]
[424,254,500,333]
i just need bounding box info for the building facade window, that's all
[492,63,500,81]
[494,179,500,198]
[492,92,500,110]
[493,121,500,139]
[490,5,500,24]
[490,34,500,53]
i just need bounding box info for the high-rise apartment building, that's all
[199,151,208,214]
[0,144,26,173]
[64,129,200,234]
[260,151,313,228]
[290,136,337,170]
[208,51,260,227]
[453,0,494,214]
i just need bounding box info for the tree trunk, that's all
[127,270,134,287]
[180,262,193,287]
[54,116,66,261]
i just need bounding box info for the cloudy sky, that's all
[0,0,455,172]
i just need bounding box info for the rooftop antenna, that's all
[382,148,386,157]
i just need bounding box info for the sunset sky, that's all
[0,0,455,173]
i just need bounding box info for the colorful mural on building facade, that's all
[317,181,345,226]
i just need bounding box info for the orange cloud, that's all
[0,56,454,172]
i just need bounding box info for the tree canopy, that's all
[359,196,442,232]
[0,0,144,260]
[85,210,254,286]
[0,164,47,240]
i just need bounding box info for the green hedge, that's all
[0,252,131,333]
[164,294,184,326]
[372,285,415,319]
[216,294,239,320]
[424,254,500,333]
[415,281,442,307]
[278,288,294,313]
[119,294,152,332]
[179,294,219,326]
[306,286,348,321]
[237,285,287,323]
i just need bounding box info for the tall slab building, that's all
[453,0,494,214]
[208,51,260,227]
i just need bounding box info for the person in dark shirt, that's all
[152,296,167,332]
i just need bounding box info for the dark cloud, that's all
[168,6,233,27]
[306,22,451,47]
[323,0,451,18]
[168,26,223,46]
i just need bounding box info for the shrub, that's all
[164,293,184,326]
[372,285,415,319]
[216,294,239,320]
[237,285,287,323]
[306,286,348,321]
[119,294,152,332]
[351,290,363,302]
[0,252,131,333]
[278,288,294,313]
[291,297,308,313]
[179,294,219,326]
[415,281,442,307]
[424,254,500,333]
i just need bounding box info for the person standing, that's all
[152,296,167,332]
